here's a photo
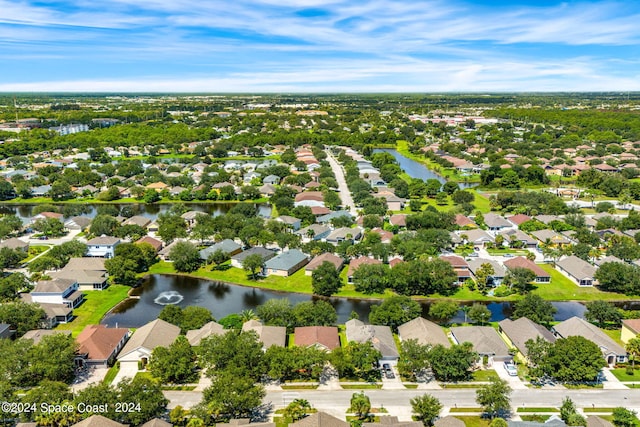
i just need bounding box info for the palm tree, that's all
[240,309,257,322]
[626,337,640,370]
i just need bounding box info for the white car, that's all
[504,362,518,376]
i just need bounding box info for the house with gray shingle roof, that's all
[117,319,180,370]
[86,236,120,258]
[398,317,450,348]
[199,239,243,261]
[296,224,331,242]
[230,247,277,269]
[555,255,597,286]
[450,326,512,363]
[483,213,514,232]
[467,258,506,287]
[345,319,399,366]
[263,249,309,277]
[498,317,556,364]
[242,319,286,350]
[552,316,627,365]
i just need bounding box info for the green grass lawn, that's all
[448,408,484,413]
[341,384,382,389]
[602,329,624,346]
[533,264,628,301]
[458,416,490,427]
[473,191,492,213]
[517,408,558,413]
[21,245,50,263]
[521,416,551,422]
[485,248,529,255]
[103,363,120,385]
[583,408,615,413]
[472,369,499,381]
[55,285,130,336]
[611,368,640,382]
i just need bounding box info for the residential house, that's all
[455,214,477,228]
[141,419,173,427]
[294,326,340,351]
[467,258,506,287]
[86,236,120,258]
[0,238,28,252]
[530,229,572,247]
[20,293,74,326]
[498,317,556,364]
[31,278,83,308]
[450,326,512,364]
[123,215,151,229]
[347,256,382,284]
[440,255,471,284]
[305,253,344,276]
[459,229,495,246]
[181,211,207,228]
[33,211,64,222]
[199,239,243,261]
[508,416,567,427]
[398,317,450,348]
[499,229,538,249]
[71,415,127,427]
[345,319,399,366]
[135,236,163,253]
[389,214,407,228]
[555,256,597,287]
[622,319,640,344]
[434,416,465,427]
[483,213,514,233]
[242,319,286,349]
[296,224,331,242]
[262,249,309,277]
[262,174,280,185]
[325,227,362,245]
[373,191,405,211]
[503,257,551,283]
[364,417,422,427]
[117,319,180,370]
[594,255,624,267]
[186,321,225,346]
[76,324,130,367]
[230,247,277,269]
[507,214,532,227]
[276,215,301,231]
[553,316,627,364]
[294,191,325,208]
[50,259,108,290]
[316,210,351,224]
[259,183,277,197]
[65,216,92,231]
[290,412,348,427]
[21,329,72,344]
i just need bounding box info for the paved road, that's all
[325,149,358,217]
[164,388,640,411]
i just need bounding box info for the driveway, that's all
[111,362,139,385]
[601,368,629,390]
[493,362,528,390]
[381,365,405,390]
[71,366,109,392]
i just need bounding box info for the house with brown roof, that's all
[242,319,286,350]
[145,181,168,190]
[117,319,180,370]
[389,214,407,227]
[294,191,325,207]
[503,257,551,283]
[455,214,477,228]
[507,214,532,227]
[398,317,450,348]
[347,256,382,284]
[290,412,348,427]
[305,253,344,276]
[621,319,640,344]
[76,324,129,367]
[136,236,163,253]
[439,255,471,284]
[294,326,340,351]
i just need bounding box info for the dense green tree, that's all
[0,272,31,301]
[28,332,77,384]
[428,301,459,324]
[89,214,120,237]
[149,335,197,384]
[73,383,119,421]
[199,370,265,422]
[19,380,74,423]
[506,267,536,294]
[352,263,390,294]
[612,407,638,427]
[257,298,294,328]
[595,262,640,295]
[311,261,342,296]
[283,399,312,422]
[468,303,491,324]
[242,253,264,279]
[0,247,23,270]
[0,301,45,336]
[411,394,443,426]
[157,212,188,243]
[208,249,230,269]
[541,336,606,383]
[585,300,622,328]
[476,378,512,418]
[170,241,201,273]
[350,392,371,420]
[427,343,477,382]
[369,296,422,332]
[292,300,337,327]
[105,256,139,286]
[117,376,169,426]
[397,339,431,381]
[199,330,264,380]
[330,341,381,381]
[512,294,557,325]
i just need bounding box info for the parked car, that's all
[504,362,518,376]
[503,253,514,258]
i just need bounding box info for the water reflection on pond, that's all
[101,274,603,328]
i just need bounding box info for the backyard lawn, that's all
[55,285,130,336]
[533,264,628,301]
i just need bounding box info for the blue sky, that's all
[1,0,639,92]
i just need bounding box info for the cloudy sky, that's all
[1,0,639,92]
